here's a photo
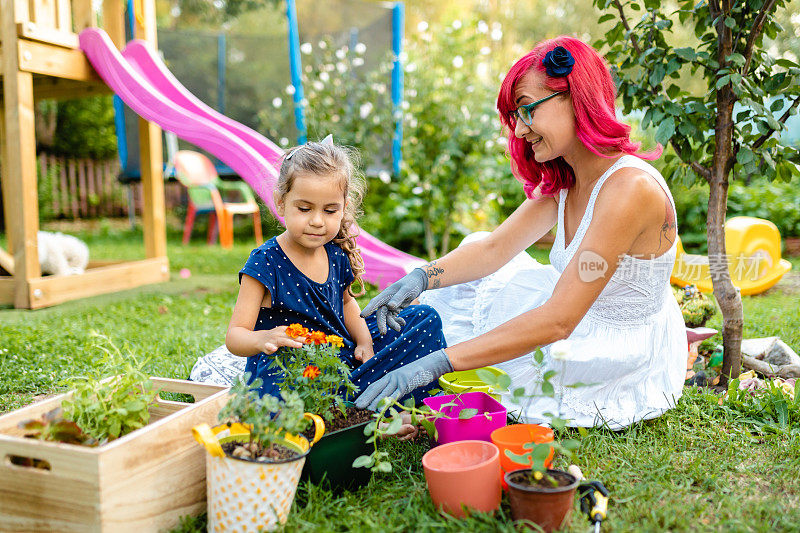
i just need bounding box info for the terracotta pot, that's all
[505,468,579,532]
[421,440,502,518]
[491,424,554,475]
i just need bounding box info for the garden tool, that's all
[568,465,609,532]
[578,480,609,532]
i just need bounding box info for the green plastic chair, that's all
[174,150,262,248]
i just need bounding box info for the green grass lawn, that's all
[2,221,800,532]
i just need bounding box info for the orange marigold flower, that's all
[285,324,309,338]
[306,331,327,345]
[325,335,344,348]
[302,365,321,379]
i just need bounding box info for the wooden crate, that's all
[0,378,229,532]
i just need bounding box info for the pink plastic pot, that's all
[423,391,507,444]
[422,440,502,518]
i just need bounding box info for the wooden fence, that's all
[37,154,185,219]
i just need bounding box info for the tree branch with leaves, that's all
[594,0,800,384]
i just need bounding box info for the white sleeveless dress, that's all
[419,155,687,430]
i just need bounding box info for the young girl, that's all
[225,136,447,410]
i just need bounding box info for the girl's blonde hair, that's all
[278,140,366,296]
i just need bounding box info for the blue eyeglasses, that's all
[510,90,568,126]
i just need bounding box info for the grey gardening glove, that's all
[360,268,428,335]
[355,349,454,412]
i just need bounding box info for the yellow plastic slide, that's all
[671,216,792,296]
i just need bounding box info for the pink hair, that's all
[496,36,662,198]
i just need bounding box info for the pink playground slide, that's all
[79,28,423,288]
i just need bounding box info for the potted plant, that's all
[422,390,507,444]
[192,375,323,532]
[478,344,587,532]
[673,284,717,328]
[354,393,505,517]
[270,324,374,490]
[0,334,228,532]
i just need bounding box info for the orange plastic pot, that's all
[421,440,502,518]
[491,424,554,474]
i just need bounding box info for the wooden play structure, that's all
[0,0,168,309]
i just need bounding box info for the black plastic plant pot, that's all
[300,418,372,491]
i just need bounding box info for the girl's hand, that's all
[354,344,375,363]
[259,326,304,354]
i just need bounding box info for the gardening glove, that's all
[355,349,453,412]
[360,268,428,335]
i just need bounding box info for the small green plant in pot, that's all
[215,375,313,460]
[269,324,373,489]
[479,343,587,533]
[193,375,322,532]
[673,284,717,328]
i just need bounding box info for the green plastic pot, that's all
[438,366,508,400]
[301,411,372,491]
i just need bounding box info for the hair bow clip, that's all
[285,134,335,161]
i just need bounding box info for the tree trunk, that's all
[710,0,744,385]
[708,177,744,384]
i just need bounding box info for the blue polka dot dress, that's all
[239,237,447,406]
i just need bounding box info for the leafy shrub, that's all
[257,37,393,164]
[61,334,159,443]
[381,18,518,258]
[52,96,117,160]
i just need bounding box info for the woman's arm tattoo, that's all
[658,196,676,250]
[425,261,444,289]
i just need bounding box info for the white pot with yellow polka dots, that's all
[193,418,324,532]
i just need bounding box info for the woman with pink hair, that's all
[357,36,686,430]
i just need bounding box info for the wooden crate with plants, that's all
[0,337,228,532]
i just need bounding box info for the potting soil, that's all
[507,470,574,489]
[303,406,373,440]
[221,440,298,461]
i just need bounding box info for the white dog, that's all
[37,231,89,276]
